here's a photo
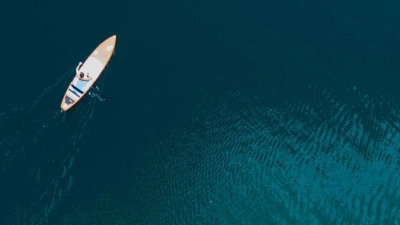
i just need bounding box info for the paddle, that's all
[89,86,106,102]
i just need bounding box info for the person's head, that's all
[80,72,84,78]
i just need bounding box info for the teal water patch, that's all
[57,83,400,224]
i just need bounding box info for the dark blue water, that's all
[1,0,400,224]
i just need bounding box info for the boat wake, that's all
[0,65,106,225]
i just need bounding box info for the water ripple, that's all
[134,85,400,224]
[60,83,400,225]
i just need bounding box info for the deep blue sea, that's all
[1,0,400,224]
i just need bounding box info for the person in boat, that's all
[75,62,92,81]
